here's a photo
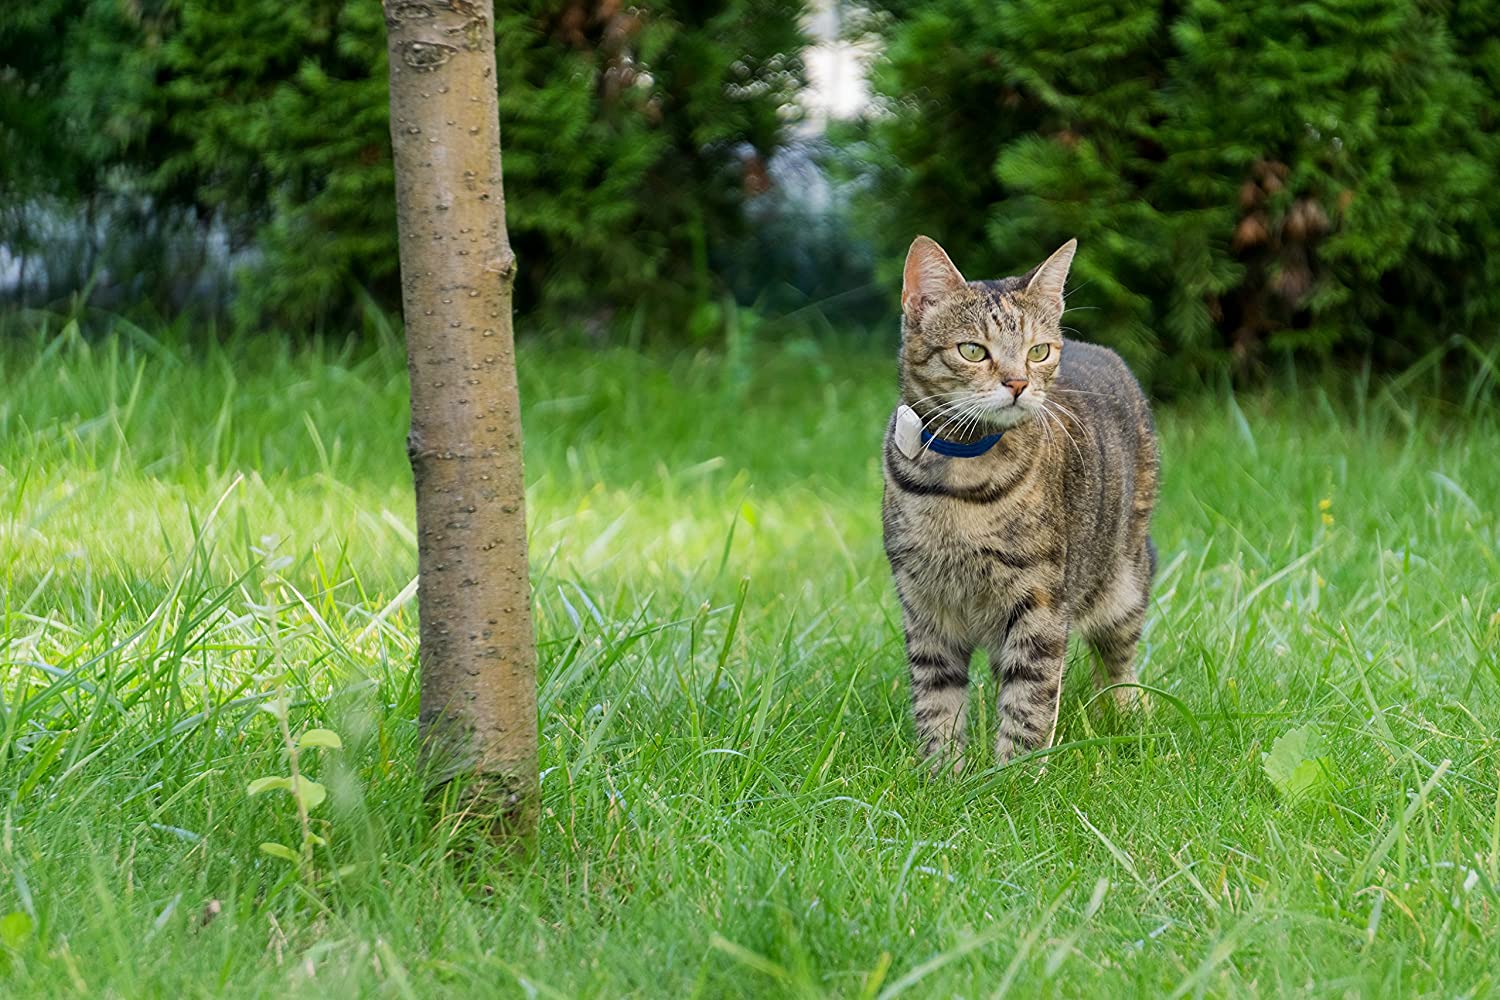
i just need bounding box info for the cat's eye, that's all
[957,342,988,362]
[1027,343,1052,363]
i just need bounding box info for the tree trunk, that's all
[382,0,538,841]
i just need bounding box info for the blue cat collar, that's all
[920,429,1004,458]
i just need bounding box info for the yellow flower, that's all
[1318,497,1332,511]
[1321,513,1334,526]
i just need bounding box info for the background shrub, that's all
[845,0,1500,389]
[1,0,807,333]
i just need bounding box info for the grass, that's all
[2,323,1499,996]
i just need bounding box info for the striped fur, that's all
[883,237,1159,769]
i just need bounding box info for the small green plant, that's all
[246,693,343,875]
[1262,723,1335,801]
[0,910,35,972]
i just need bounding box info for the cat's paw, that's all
[994,737,1049,779]
[1110,683,1152,715]
[922,739,966,778]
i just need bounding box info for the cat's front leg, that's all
[990,589,1068,765]
[901,606,973,772]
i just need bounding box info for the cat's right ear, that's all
[902,236,966,325]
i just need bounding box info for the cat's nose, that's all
[1003,378,1029,398]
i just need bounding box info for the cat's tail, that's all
[1146,536,1158,580]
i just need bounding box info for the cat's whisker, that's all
[922,406,979,455]
[1040,400,1085,462]
[1032,407,1056,449]
[920,397,987,456]
[1038,408,1056,450]
[1034,403,1061,450]
[1062,278,1093,301]
[1047,408,1075,455]
[907,387,973,402]
[903,392,977,445]
[921,391,978,414]
[917,397,971,424]
[948,410,982,448]
[1038,407,1062,458]
[1041,398,1098,450]
[1041,409,1077,463]
[912,401,972,458]
[921,395,979,430]
[917,402,979,434]
[961,408,986,440]
[906,389,972,410]
[1043,398,1080,421]
[959,399,998,440]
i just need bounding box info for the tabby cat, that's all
[881,236,1159,770]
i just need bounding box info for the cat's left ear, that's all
[1024,239,1078,312]
[902,236,966,325]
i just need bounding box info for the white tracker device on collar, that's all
[894,404,924,460]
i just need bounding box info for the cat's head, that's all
[898,236,1076,434]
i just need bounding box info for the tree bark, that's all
[382,0,538,841]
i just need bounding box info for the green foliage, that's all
[245,775,329,812]
[0,912,33,952]
[1261,724,1334,800]
[0,4,90,212]
[299,728,344,750]
[243,693,342,876]
[2,0,805,331]
[849,0,1500,389]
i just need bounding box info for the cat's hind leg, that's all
[1082,543,1153,712]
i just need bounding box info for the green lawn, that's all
[2,327,1498,997]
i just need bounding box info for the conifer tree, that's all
[9,0,805,332]
[853,0,1500,385]
[1158,0,1494,370]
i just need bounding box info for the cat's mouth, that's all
[977,389,1042,429]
